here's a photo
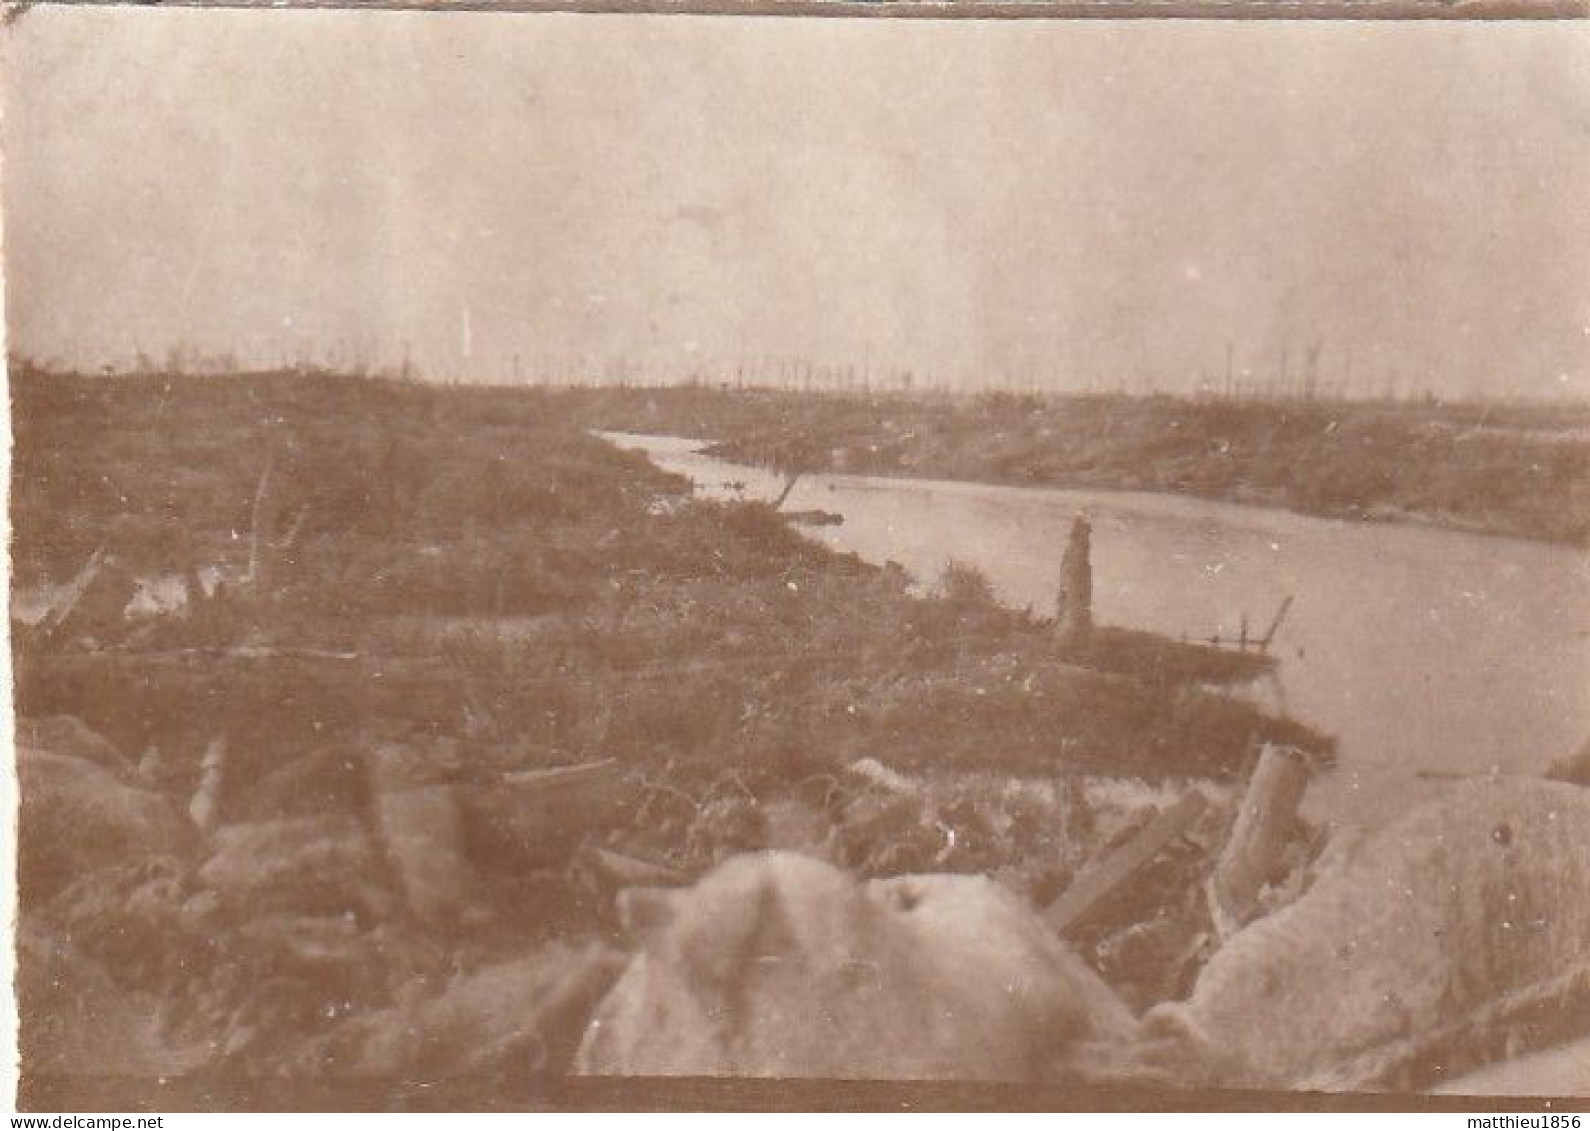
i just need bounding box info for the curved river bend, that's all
[605,432,1590,831]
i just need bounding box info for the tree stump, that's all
[1056,516,1093,644]
[1208,744,1313,935]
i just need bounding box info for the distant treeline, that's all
[555,385,1590,546]
[12,360,1586,545]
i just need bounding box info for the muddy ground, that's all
[13,367,1355,1102]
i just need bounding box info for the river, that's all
[604,431,1590,831]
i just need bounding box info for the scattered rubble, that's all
[309,941,626,1079]
[41,857,193,987]
[373,784,481,924]
[15,708,1590,1094]
[18,714,131,770]
[197,815,394,922]
[18,747,192,906]
[10,372,1364,1098]
[16,922,206,1078]
[241,744,371,822]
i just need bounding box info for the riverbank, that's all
[560,386,1590,546]
[11,367,1328,1089]
[613,427,1590,836]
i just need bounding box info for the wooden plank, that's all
[583,845,688,888]
[40,547,108,632]
[846,757,918,795]
[500,758,620,792]
[1044,791,1207,936]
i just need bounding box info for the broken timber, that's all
[37,546,110,633]
[376,783,481,922]
[1207,743,1313,936]
[1056,516,1094,645]
[188,736,229,835]
[1044,790,1207,936]
[1209,595,1294,653]
[468,759,635,868]
[1257,595,1295,652]
[499,758,622,792]
[579,845,687,889]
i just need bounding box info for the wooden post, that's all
[40,546,109,634]
[189,736,228,835]
[248,454,279,599]
[1056,516,1093,644]
[1208,744,1313,936]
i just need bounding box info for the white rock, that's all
[575,851,1138,1081]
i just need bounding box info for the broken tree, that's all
[1207,743,1314,936]
[1056,516,1093,644]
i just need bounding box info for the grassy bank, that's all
[10,366,1327,1083]
[558,385,1590,545]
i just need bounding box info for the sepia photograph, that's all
[3,3,1589,1112]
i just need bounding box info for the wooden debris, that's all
[772,471,801,509]
[1208,743,1313,936]
[846,757,918,795]
[188,737,228,835]
[32,546,141,642]
[786,509,844,527]
[1045,790,1208,936]
[1056,516,1093,644]
[373,784,479,923]
[1257,595,1295,653]
[500,758,621,791]
[17,715,128,771]
[579,845,687,889]
[38,547,109,632]
[467,759,635,869]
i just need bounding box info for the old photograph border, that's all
[4,0,1588,1115]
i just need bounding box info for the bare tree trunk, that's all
[1056,516,1093,644]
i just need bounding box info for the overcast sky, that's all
[4,9,1588,397]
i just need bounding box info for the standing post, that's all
[1208,744,1314,936]
[189,736,228,835]
[1056,516,1093,645]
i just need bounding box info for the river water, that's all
[605,432,1590,831]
